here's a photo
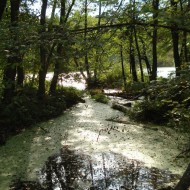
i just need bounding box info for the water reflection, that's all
[37,147,178,190]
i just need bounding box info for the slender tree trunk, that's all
[129,27,138,82]
[49,0,66,94]
[174,163,190,190]
[180,31,189,63]
[2,0,21,103]
[38,0,48,99]
[49,0,75,94]
[179,1,189,64]
[134,26,144,82]
[139,37,152,80]
[120,45,127,91]
[74,56,87,80]
[17,65,24,87]
[49,44,63,94]
[128,0,138,82]
[0,0,7,20]
[151,0,159,81]
[94,0,102,84]
[171,0,181,76]
[50,0,57,24]
[84,0,91,87]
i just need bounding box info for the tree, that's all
[49,0,76,94]
[128,0,138,82]
[84,0,91,87]
[170,0,181,76]
[37,0,48,99]
[2,0,21,103]
[0,0,7,20]
[151,0,159,80]
[174,163,190,190]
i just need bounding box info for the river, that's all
[157,67,175,78]
[0,96,188,190]
[45,67,176,91]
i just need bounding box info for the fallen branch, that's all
[97,126,120,142]
[175,148,190,159]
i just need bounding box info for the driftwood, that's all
[111,103,129,113]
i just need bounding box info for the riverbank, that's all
[0,97,188,190]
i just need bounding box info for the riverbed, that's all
[0,96,189,190]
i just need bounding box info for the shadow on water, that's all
[11,147,179,190]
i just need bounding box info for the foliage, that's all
[0,85,84,139]
[98,66,124,88]
[129,69,190,130]
[129,100,170,124]
[90,89,110,104]
[92,93,110,104]
[56,86,85,106]
[125,82,147,95]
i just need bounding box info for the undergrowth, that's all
[129,70,190,131]
[0,86,84,144]
[89,89,110,104]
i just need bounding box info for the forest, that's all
[0,0,190,190]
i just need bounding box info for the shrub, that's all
[129,70,190,128]
[129,100,169,124]
[57,86,85,107]
[0,85,84,139]
[92,93,110,104]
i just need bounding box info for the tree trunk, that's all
[37,0,48,99]
[49,0,76,94]
[151,0,159,81]
[171,0,181,76]
[49,44,62,94]
[49,0,66,94]
[179,1,189,64]
[0,0,7,20]
[129,27,138,82]
[139,37,152,80]
[174,163,190,190]
[120,45,127,92]
[128,0,138,82]
[180,31,189,64]
[2,0,21,103]
[94,0,102,84]
[17,65,24,87]
[134,26,144,82]
[84,0,91,88]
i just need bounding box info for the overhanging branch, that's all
[69,21,190,34]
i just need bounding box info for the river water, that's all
[1,66,188,190]
[45,67,176,91]
[0,96,188,190]
[157,67,175,78]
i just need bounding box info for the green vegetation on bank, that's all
[129,70,190,131]
[0,85,84,144]
[88,89,109,104]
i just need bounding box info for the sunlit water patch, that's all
[11,148,179,190]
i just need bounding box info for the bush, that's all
[129,70,190,128]
[129,100,169,124]
[0,85,84,139]
[57,86,85,106]
[92,93,110,104]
